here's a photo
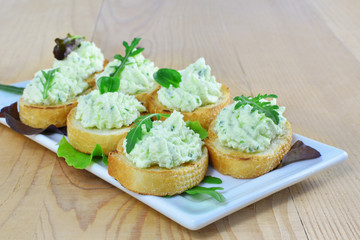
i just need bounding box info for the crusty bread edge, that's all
[205,120,292,179]
[19,97,78,128]
[108,136,209,196]
[18,60,108,128]
[147,84,231,129]
[67,107,130,155]
[134,83,159,110]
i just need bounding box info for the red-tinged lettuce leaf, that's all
[57,136,108,169]
[0,102,67,135]
[281,140,321,166]
[53,34,84,60]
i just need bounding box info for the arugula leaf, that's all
[234,94,280,125]
[97,37,143,94]
[185,121,207,140]
[153,68,182,89]
[53,33,84,60]
[185,186,225,202]
[0,84,24,94]
[164,176,224,200]
[202,176,222,184]
[125,113,169,154]
[40,68,59,99]
[57,136,108,169]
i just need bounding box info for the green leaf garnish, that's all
[0,84,24,94]
[126,113,170,154]
[53,33,85,60]
[97,37,143,94]
[202,176,222,184]
[185,121,207,140]
[57,136,108,169]
[98,77,120,94]
[185,186,225,202]
[40,68,59,99]
[163,176,225,201]
[185,176,225,202]
[153,68,182,89]
[234,94,280,125]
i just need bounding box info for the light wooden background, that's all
[1,0,359,239]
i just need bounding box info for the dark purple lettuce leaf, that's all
[0,102,67,135]
[281,140,321,166]
[53,34,84,60]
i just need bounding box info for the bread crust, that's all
[108,137,209,196]
[133,84,159,110]
[19,97,78,128]
[18,60,108,129]
[205,120,292,179]
[147,85,231,129]
[67,107,130,155]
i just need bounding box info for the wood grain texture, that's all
[0,0,103,84]
[0,0,359,239]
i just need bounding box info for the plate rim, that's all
[0,83,348,230]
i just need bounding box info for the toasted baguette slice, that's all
[133,83,159,110]
[19,96,78,129]
[67,107,130,155]
[147,85,231,129]
[108,137,208,196]
[19,60,108,129]
[205,120,292,179]
[134,84,159,110]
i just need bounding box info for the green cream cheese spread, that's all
[124,111,204,169]
[96,52,158,95]
[76,90,146,130]
[213,99,287,153]
[22,41,104,105]
[157,58,222,112]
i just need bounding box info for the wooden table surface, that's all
[1,0,359,239]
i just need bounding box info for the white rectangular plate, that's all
[0,82,348,230]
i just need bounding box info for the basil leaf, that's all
[0,84,24,94]
[153,68,182,89]
[186,121,208,140]
[57,136,107,169]
[97,76,120,94]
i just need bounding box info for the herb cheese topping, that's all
[22,41,104,105]
[213,99,287,153]
[123,111,204,169]
[157,58,222,112]
[96,52,158,95]
[53,41,104,80]
[76,90,146,130]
